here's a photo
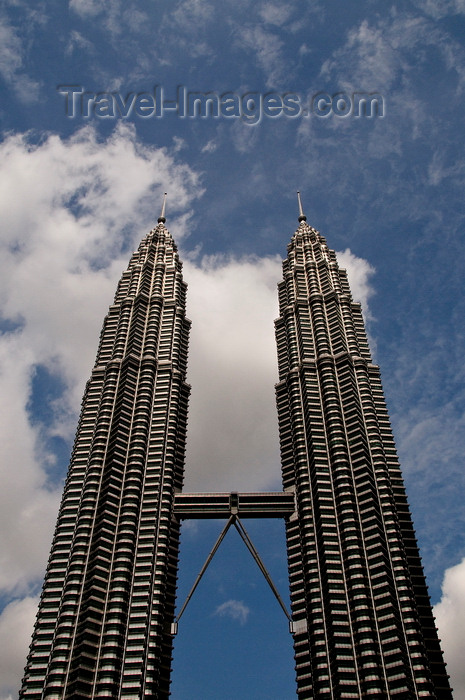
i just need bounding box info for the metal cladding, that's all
[20,206,452,700]
[275,218,452,698]
[20,222,190,699]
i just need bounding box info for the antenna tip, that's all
[158,192,167,223]
[297,191,307,222]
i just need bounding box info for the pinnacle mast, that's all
[158,191,167,223]
[297,190,307,222]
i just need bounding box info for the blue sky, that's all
[0,0,465,698]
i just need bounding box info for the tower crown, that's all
[20,199,452,700]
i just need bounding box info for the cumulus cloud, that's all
[0,333,61,594]
[337,248,375,319]
[182,247,375,493]
[214,599,250,625]
[434,558,465,698]
[0,123,201,593]
[0,124,376,696]
[183,254,282,492]
[0,122,201,696]
[0,596,39,700]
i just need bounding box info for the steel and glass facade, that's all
[20,219,190,699]
[20,206,451,699]
[275,214,451,698]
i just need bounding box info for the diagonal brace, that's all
[172,513,291,635]
[174,515,236,626]
[233,516,291,622]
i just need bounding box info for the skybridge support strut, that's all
[171,491,295,635]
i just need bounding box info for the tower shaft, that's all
[20,206,452,700]
[275,220,451,698]
[21,223,190,699]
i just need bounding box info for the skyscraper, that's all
[20,202,190,699]
[274,195,451,698]
[20,196,451,699]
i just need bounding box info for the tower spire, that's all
[297,191,307,222]
[158,192,167,223]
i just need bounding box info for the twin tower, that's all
[21,199,452,698]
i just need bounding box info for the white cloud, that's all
[434,558,465,699]
[0,123,201,598]
[183,254,282,492]
[336,248,375,320]
[0,124,376,697]
[0,596,39,700]
[0,123,201,697]
[412,0,465,18]
[0,18,22,80]
[201,137,218,154]
[234,25,286,88]
[0,15,39,103]
[69,0,107,18]
[214,599,250,625]
[170,0,213,34]
[69,0,148,37]
[320,13,465,99]
[230,118,260,153]
[259,2,293,27]
[159,0,215,59]
[320,18,404,91]
[65,29,94,56]
[182,246,375,493]
[392,389,465,593]
[172,136,187,153]
[428,147,465,187]
[0,334,61,594]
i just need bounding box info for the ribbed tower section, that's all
[20,219,190,699]
[275,216,451,698]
